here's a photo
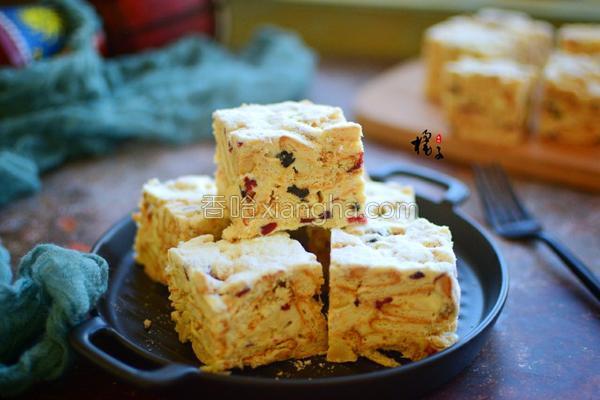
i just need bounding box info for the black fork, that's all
[474,164,600,302]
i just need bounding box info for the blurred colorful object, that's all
[0,5,66,66]
[0,0,316,207]
[90,0,214,55]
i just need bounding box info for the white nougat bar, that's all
[166,233,327,372]
[133,175,229,284]
[327,218,460,366]
[213,101,366,240]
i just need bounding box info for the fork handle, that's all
[535,231,600,301]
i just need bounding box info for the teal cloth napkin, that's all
[0,244,108,396]
[0,0,316,207]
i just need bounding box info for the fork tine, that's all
[482,166,519,224]
[474,164,526,226]
[490,165,531,220]
[473,166,502,228]
[483,165,524,223]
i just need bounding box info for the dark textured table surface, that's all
[2,60,599,400]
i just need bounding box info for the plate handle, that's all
[70,316,199,387]
[370,164,469,207]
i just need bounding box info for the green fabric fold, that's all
[0,244,108,396]
[0,152,41,206]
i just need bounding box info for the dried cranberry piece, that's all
[410,271,425,280]
[237,142,243,147]
[244,176,257,190]
[281,303,291,311]
[375,297,393,309]
[287,185,309,199]
[277,151,296,167]
[347,152,364,173]
[242,176,257,199]
[236,287,250,297]
[347,215,367,224]
[260,222,277,235]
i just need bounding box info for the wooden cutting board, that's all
[355,60,600,192]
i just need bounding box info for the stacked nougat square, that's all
[425,8,600,146]
[133,101,460,372]
[538,26,600,145]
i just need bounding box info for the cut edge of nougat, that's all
[423,9,553,102]
[326,217,460,367]
[165,233,328,372]
[558,23,600,55]
[441,57,538,145]
[537,51,600,145]
[212,100,367,241]
[132,175,228,284]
